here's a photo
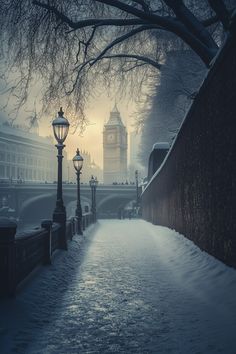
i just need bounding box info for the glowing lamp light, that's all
[89,175,96,187]
[89,175,99,188]
[52,107,70,144]
[73,149,84,172]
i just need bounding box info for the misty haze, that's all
[0,1,236,353]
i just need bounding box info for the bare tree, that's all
[138,48,208,166]
[0,0,234,123]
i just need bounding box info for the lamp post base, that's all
[53,208,67,250]
[75,211,83,235]
[53,210,66,224]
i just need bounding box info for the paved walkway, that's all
[1,220,236,353]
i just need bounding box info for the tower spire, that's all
[112,101,119,113]
[105,102,124,127]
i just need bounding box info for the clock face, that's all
[107,133,115,143]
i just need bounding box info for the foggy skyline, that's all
[0,87,139,169]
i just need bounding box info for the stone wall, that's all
[142,31,236,268]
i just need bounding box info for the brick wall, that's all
[142,32,236,268]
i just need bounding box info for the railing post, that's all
[71,218,74,236]
[73,217,76,235]
[0,217,17,297]
[69,217,74,240]
[41,219,53,265]
[82,216,85,231]
[74,216,78,234]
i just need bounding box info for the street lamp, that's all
[89,175,98,222]
[135,170,139,207]
[73,149,83,234]
[52,107,70,224]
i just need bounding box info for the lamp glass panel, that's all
[73,159,83,171]
[53,124,69,144]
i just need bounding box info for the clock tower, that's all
[103,104,128,184]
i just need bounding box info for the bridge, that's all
[0,183,137,224]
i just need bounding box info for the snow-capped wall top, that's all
[152,142,170,150]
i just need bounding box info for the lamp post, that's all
[135,170,139,207]
[73,149,83,235]
[52,107,69,224]
[89,175,98,222]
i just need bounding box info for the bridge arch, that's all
[20,193,92,224]
[19,193,55,224]
[0,183,136,224]
[98,193,136,218]
[66,196,91,218]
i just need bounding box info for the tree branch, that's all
[94,0,180,27]
[202,14,219,27]
[77,53,162,74]
[131,0,150,13]
[70,53,161,94]
[84,26,97,59]
[32,1,149,28]
[32,0,218,65]
[208,0,230,30]
[96,53,162,70]
[122,62,147,72]
[94,0,218,65]
[91,25,158,66]
[164,0,218,50]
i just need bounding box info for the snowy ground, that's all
[0,219,236,354]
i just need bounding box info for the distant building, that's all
[130,131,141,166]
[129,131,142,181]
[29,117,39,135]
[103,104,128,184]
[0,121,67,183]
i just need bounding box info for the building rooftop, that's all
[0,122,53,146]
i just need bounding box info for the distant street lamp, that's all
[52,107,70,224]
[73,149,83,234]
[135,170,139,207]
[67,163,70,184]
[89,175,98,222]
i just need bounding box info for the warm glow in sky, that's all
[39,93,137,168]
[0,70,141,169]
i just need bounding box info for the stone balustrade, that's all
[0,213,94,297]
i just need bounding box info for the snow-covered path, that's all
[1,220,236,354]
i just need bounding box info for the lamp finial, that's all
[58,107,64,117]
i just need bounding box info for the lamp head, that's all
[52,107,70,144]
[90,175,98,187]
[73,148,83,172]
[89,175,96,187]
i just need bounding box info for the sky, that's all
[0,76,139,169]
[39,92,138,168]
